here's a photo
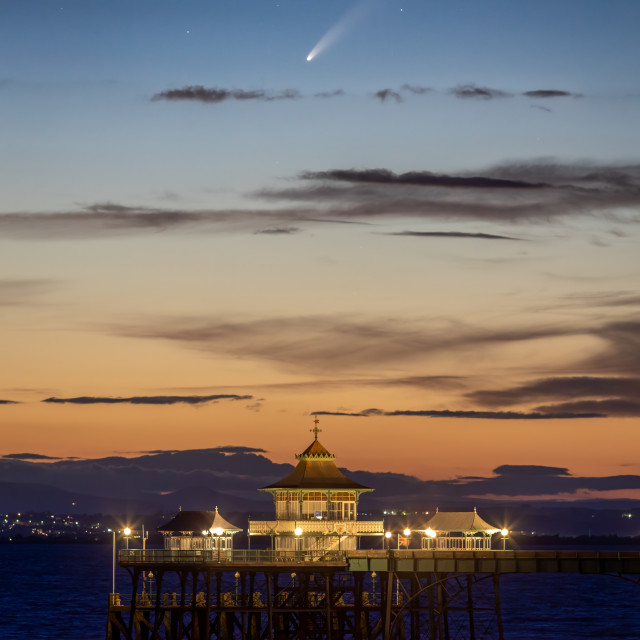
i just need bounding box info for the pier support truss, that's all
[106,566,504,640]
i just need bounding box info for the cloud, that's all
[42,394,252,405]
[312,408,601,419]
[314,89,345,98]
[141,445,267,455]
[152,85,301,103]
[264,162,640,223]
[523,90,580,99]
[312,408,384,417]
[0,399,20,405]
[301,168,545,189]
[468,376,640,407]
[0,279,55,306]
[535,399,640,417]
[373,89,403,103]
[254,227,300,235]
[2,452,58,460]
[400,84,433,95]
[388,230,521,241]
[493,465,571,477]
[111,314,582,375]
[450,84,512,99]
[3,162,640,240]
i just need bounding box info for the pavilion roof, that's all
[417,510,500,535]
[157,508,242,533]
[261,437,372,492]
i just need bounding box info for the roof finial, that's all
[215,505,219,513]
[311,416,321,440]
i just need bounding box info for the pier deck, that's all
[119,547,640,575]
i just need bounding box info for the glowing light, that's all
[501,528,509,537]
[123,527,131,536]
[403,528,411,536]
[425,528,436,538]
[294,527,303,536]
[202,530,208,536]
[384,531,392,539]
[212,527,224,536]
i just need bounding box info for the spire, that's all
[310,416,321,441]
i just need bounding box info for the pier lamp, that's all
[398,528,411,550]
[501,528,509,551]
[384,531,392,549]
[123,527,131,550]
[425,527,436,550]
[294,527,302,553]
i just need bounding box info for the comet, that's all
[306,0,380,62]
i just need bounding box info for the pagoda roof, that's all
[261,437,372,491]
[417,509,499,535]
[157,508,242,534]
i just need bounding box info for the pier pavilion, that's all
[158,507,242,552]
[248,420,384,552]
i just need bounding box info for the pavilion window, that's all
[329,491,356,520]
[276,491,301,519]
[302,491,328,519]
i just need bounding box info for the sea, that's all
[1,544,639,639]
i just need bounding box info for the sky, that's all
[1,0,640,498]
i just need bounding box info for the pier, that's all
[105,424,640,639]
[106,548,640,640]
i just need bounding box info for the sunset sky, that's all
[1,0,639,494]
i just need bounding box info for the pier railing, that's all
[119,548,348,565]
[248,520,384,536]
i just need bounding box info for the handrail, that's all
[119,548,348,565]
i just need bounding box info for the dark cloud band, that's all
[43,394,253,406]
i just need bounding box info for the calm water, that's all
[0,545,639,639]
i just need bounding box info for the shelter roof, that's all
[157,508,242,533]
[417,509,499,534]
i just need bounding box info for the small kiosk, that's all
[417,508,501,550]
[158,506,241,552]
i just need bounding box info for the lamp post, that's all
[124,527,131,550]
[371,571,377,605]
[294,527,302,555]
[148,571,154,604]
[384,531,392,550]
[501,528,509,551]
[212,527,224,561]
[235,571,240,605]
[112,530,116,596]
[425,527,436,550]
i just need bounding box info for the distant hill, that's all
[2,447,640,535]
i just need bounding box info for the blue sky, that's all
[1,1,640,490]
